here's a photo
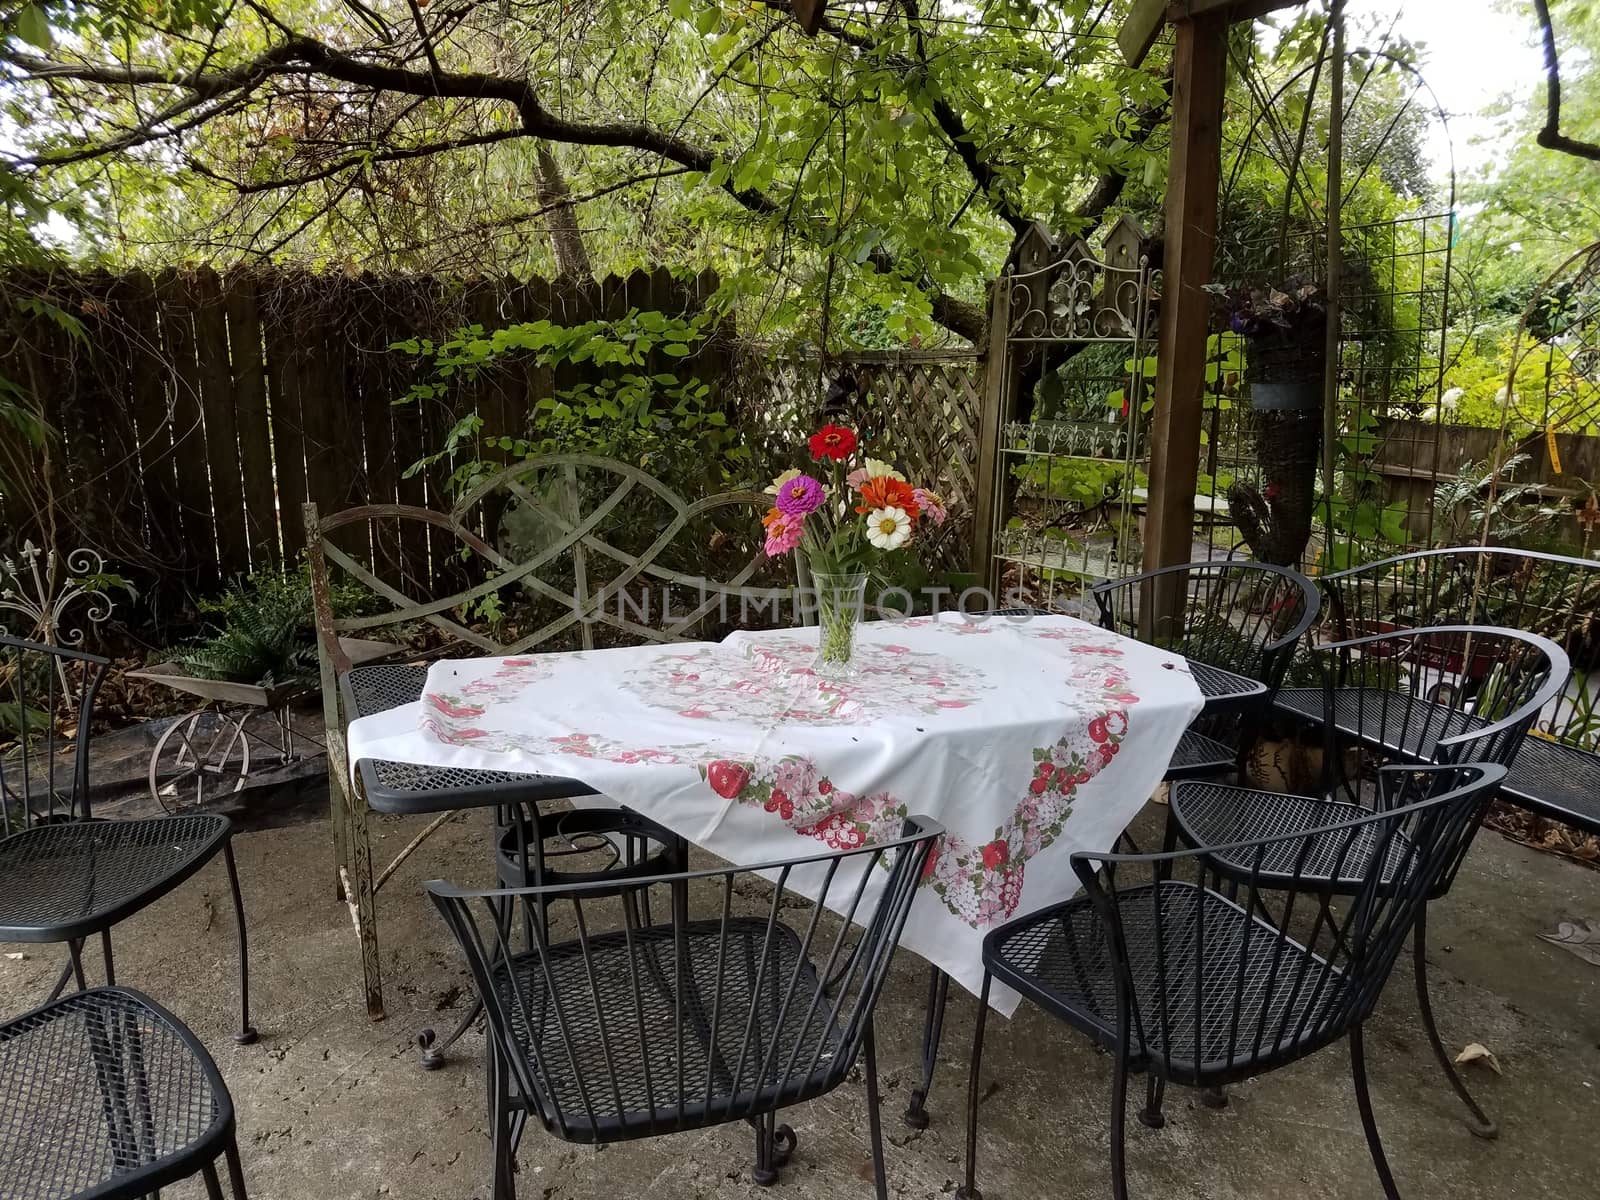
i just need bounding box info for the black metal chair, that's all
[1290,545,1600,836]
[1171,623,1567,1139]
[1092,560,1319,779]
[341,661,687,1069]
[956,763,1507,1200]
[427,815,943,1200]
[0,985,250,1198]
[0,635,257,1043]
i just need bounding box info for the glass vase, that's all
[812,571,868,678]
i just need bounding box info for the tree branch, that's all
[1533,0,1600,162]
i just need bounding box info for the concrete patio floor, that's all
[5,789,1599,1200]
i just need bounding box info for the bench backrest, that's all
[1317,546,1600,747]
[305,453,801,772]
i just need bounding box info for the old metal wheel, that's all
[149,708,251,813]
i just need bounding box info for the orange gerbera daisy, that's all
[855,476,920,519]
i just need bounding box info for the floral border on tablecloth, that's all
[698,627,1141,928]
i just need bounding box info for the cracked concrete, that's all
[4,789,1599,1199]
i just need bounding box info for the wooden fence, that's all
[1374,417,1600,547]
[0,267,988,615]
[0,265,722,612]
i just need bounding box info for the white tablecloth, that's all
[347,612,1203,1013]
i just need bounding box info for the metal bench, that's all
[306,453,798,1018]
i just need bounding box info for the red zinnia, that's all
[809,424,858,461]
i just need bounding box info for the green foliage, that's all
[176,564,357,686]
[1013,457,1141,509]
[1320,408,1413,570]
[395,310,744,495]
[1431,452,1574,548]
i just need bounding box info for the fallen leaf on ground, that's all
[3,952,25,961]
[1454,1043,1502,1074]
[1538,919,1600,969]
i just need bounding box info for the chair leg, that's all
[68,939,87,991]
[100,929,116,986]
[1413,910,1496,1139]
[904,964,949,1129]
[201,1162,226,1200]
[955,973,992,1200]
[1351,1026,1402,1200]
[223,842,259,1045]
[1110,1055,1132,1200]
[418,995,483,1071]
[224,1136,250,1197]
[343,795,385,1021]
[1139,1075,1166,1129]
[864,1019,890,1200]
[490,1051,518,1200]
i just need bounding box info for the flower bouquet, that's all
[759,423,947,673]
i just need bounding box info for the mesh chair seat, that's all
[1165,727,1237,780]
[0,988,232,1200]
[342,663,593,814]
[1500,733,1600,836]
[1169,782,1418,887]
[495,918,844,1142]
[985,881,1346,1078]
[1189,661,1268,710]
[1273,687,1486,761]
[0,815,231,943]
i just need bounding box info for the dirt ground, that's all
[4,786,1600,1200]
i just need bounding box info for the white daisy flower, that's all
[866,506,912,550]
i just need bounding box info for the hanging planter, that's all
[1205,278,1330,565]
[1207,278,1329,410]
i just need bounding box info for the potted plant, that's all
[1205,277,1329,566]
[1206,277,1328,411]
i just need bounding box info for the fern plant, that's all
[174,568,323,687]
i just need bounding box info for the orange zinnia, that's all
[761,506,786,528]
[855,477,920,519]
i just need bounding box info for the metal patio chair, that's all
[0,635,256,1043]
[1170,623,1566,1139]
[1091,560,1319,779]
[956,763,1506,1200]
[340,660,686,1069]
[427,815,943,1200]
[1282,545,1600,838]
[0,986,251,1199]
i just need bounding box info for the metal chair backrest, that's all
[1312,624,1568,769]
[1091,560,1320,690]
[427,815,942,1143]
[0,635,109,834]
[1071,763,1505,1085]
[1317,546,1600,745]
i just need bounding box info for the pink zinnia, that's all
[914,487,947,526]
[775,473,825,516]
[764,511,805,557]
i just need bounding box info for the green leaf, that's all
[15,4,52,49]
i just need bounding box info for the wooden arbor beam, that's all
[1141,10,1229,581]
[1126,0,1309,599]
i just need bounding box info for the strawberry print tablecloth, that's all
[346,612,1203,1013]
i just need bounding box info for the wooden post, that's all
[1142,12,1228,591]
